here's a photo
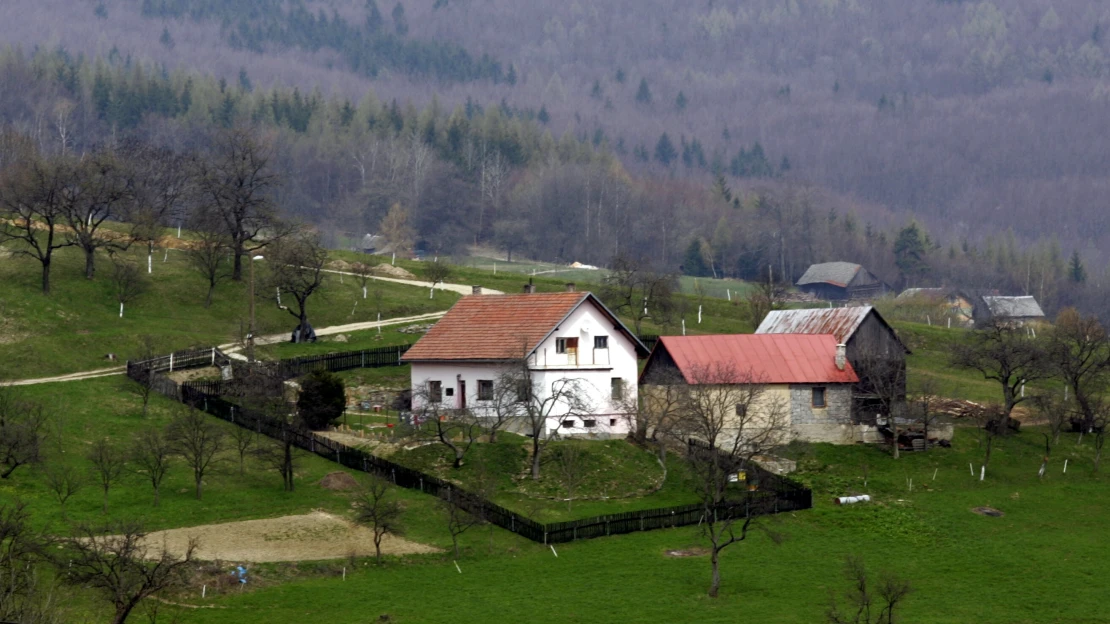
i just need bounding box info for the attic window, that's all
[812,387,827,408]
[556,337,578,354]
[594,336,609,349]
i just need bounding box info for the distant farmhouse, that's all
[756,306,909,424]
[973,295,1045,326]
[360,234,393,256]
[640,334,860,444]
[796,262,889,300]
[401,288,649,438]
[896,288,1045,327]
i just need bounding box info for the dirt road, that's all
[3,311,448,385]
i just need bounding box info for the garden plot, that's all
[140,511,439,562]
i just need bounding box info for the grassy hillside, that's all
[160,424,1110,623]
[0,243,458,380]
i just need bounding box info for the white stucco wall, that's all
[409,297,640,438]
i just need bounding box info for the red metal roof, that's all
[653,334,858,385]
[401,292,645,362]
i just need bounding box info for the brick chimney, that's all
[523,280,536,294]
[835,344,847,371]
[565,283,577,293]
[471,285,483,295]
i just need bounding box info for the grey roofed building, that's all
[795,262,889,300]
[361,234,394,256]
[976,295,1045,324]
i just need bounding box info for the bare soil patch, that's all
[319,471,360,491]
[141,511,439,562]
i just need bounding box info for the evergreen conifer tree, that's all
[636,78,652,104]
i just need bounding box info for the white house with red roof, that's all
[401,289,649,437]
[640,334,864,444]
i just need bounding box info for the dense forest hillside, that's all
[5,0,1110,260]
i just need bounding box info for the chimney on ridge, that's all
[835,344,847,371]
[472,285,483,295]
[523,278,536,294]
[565,283,577,293]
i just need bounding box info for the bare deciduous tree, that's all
[1047,308,1110,434]
[266,229,328,343]
[0,388,47,479]
[87,438,126,514]
[439,488,484,559]
[62,523,197,624]
[350,262,374,299]
[498,351,594,480]
[352,475,404,564]
[0,150,77,294]
[119,142,192,276]
[668,363,790,598]
[411,386,481,469]
[599,254,677,334]
[227,422,255,477]
[553,442,588,511]
[0,501,63,623]
[423,260,452,298]
[826,556,912,624]
[129,428,172,507]
[124,335,159,418]
[951,319,1051,433]
[743,270,785,328]
[185,208,232,308]
[111,257,147,319]
[166,407,224,500]
[44,464,83,521]
[252,429,300,492]
[61,151,131,280]
[192,128,283,282]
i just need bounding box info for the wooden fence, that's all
[277,344,412,378]
[127,347,812,545]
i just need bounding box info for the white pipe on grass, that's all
[834,495,870,505]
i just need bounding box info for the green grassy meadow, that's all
[0,243,457,380]
[5,235,1102,622]
[159,424,1110,624]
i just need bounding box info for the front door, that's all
[458,380,466,410]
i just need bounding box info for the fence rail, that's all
[277,344,412,378]
[127,346,812,545]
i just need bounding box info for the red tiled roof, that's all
[401,292,642,362]
[653,334,858,385]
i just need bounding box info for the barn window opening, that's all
[562,420,576,428]
[428,381,442,403]
[812,387,827,408]
[735,404,747,417]
[478,380,494,401]
[609,418,617,427]
[584,419,597,428]
[445,387,454,397]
